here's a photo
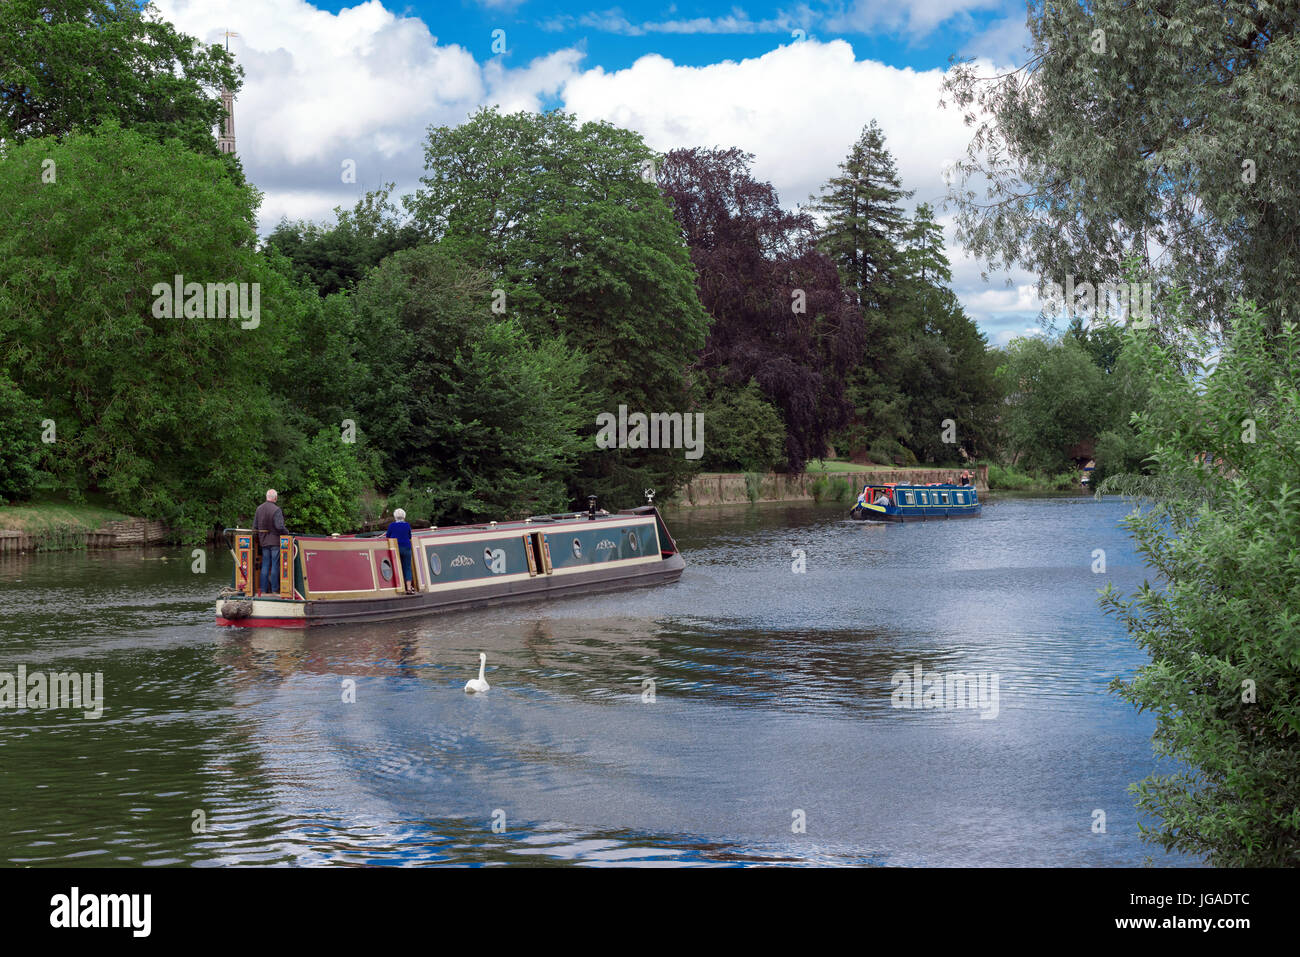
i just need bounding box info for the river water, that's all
[0,495,1192,866]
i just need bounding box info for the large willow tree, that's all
[943,1,1300,331]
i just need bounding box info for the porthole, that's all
[429,553,442,576]
[379,557,393,582]
[628,531,638,552]
[572,538,583,558]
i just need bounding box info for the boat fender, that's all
[221,600,253,619]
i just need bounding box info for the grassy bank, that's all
[983,463,1079,492]
[0,494,134,534]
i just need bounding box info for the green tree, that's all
[411,318,597,522]
[349,244,598,523]
[698,380,788,473]
[943,1,1300,330]
[1100,300,1300,865]
[1088,327,1154,487]
[406,107,710,505]
[0,374,41,503]
[265,185,421,296]
[827,198,1000,465]
[1064,314,1125,375]
[0,0,242,161]
[996,336,1107,472]
[808,120,913,308]
[275,428,376,535]
[0,123,296,532]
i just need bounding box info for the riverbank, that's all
[0,496,171,553]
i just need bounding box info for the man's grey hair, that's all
[266,489,278,502]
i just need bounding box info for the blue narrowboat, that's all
[849,483,982,522]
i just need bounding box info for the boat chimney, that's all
[587,495,597,520]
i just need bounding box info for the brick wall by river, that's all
[0,519,172,553]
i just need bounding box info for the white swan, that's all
[464,653,490,694]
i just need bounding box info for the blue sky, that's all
[156,0,1043,344]
[308,1,1024,75]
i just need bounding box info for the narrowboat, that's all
[215,504,684,628]
[849,483,982,522]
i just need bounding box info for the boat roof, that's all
[229,508,657,543]
[861,482,973,489]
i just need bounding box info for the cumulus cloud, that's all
[564,41,960,208]
[155,0,583,230]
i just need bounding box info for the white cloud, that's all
[155,0,584,230]
[484,47,587,112]
[564,41,953,208]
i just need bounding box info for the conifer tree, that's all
[807,120,913,309]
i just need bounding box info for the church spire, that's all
[218,30,238,156]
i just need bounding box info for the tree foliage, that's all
[660,146,863,471]
[697,379,788,473]
[0,123,292,532]
[808,123,1002,465]
[265,186,421,296]
[943,1,1300,329]
[0,373,41,503]
[996,335,1107,472]
[807,119,913,310]
[1100,300,1300,865]
[349,244,597,524]
[406,108,710,505]
[275,428,376,536]
[0,0,242,161]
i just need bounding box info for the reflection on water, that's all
[0,496,1194,866]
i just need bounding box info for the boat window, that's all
[941,492,950,504]
[920,492,929,504]
[628,531,639,552]
[429,553,441,576]
[904,492,914,505]
[573,538,583,558]
[379,558,393,582]
[956,492,964,504]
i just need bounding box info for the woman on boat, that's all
[387,508,415,594]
